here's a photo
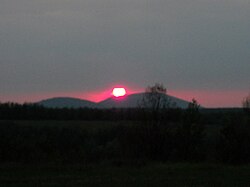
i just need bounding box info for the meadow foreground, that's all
[1,162,250,187]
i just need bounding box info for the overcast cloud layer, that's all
[1,0,250,105]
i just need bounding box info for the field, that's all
[12,120,132,131]
[1,163,250,187]
[0,115,250,186]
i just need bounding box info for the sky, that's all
[0,0,250,107]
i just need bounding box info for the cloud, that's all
[0,0,250,101]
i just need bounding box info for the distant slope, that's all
[38,97,98,108]
[98,93,190,109]
[37,93,192,109]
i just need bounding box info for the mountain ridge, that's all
[98,93,190,109]
[38,93,192,109]
[38,97,97,108]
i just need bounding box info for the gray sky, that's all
[1,0,250,106]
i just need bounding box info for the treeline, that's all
[0,103,249,165]
[0,102,244,123]
[0,102,184,121]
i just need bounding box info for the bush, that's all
[216,116,250,164]
[0,121,89,163]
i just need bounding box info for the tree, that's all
[216,114,250,164]
[186,98,201,123]
[174,98,205,161]
[135,83,173,160]
[242,94,250,114]
[140,83,170,124]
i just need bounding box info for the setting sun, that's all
[112,88,126,97]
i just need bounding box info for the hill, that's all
[38,97,98,108]
[98,93,190,109]
[38,93,191,109]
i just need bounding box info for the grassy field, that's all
[10,120,222,134]
[1,163,250,187]
[1,120,249,186]
[12,120,135,131]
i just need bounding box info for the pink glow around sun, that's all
[112,88,126,97]
[82,86,137,102]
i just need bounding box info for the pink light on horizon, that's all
[0,91,88,104]
[169,89,248,108]
[0,86,143,104]
[1,87,247,108]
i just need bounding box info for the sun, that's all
[112,87,126,97]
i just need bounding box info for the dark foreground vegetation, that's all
[0,102,249,164]
[1,163,250,187]
[0,99,250,186]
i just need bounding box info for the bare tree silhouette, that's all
[242,94,250,113]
